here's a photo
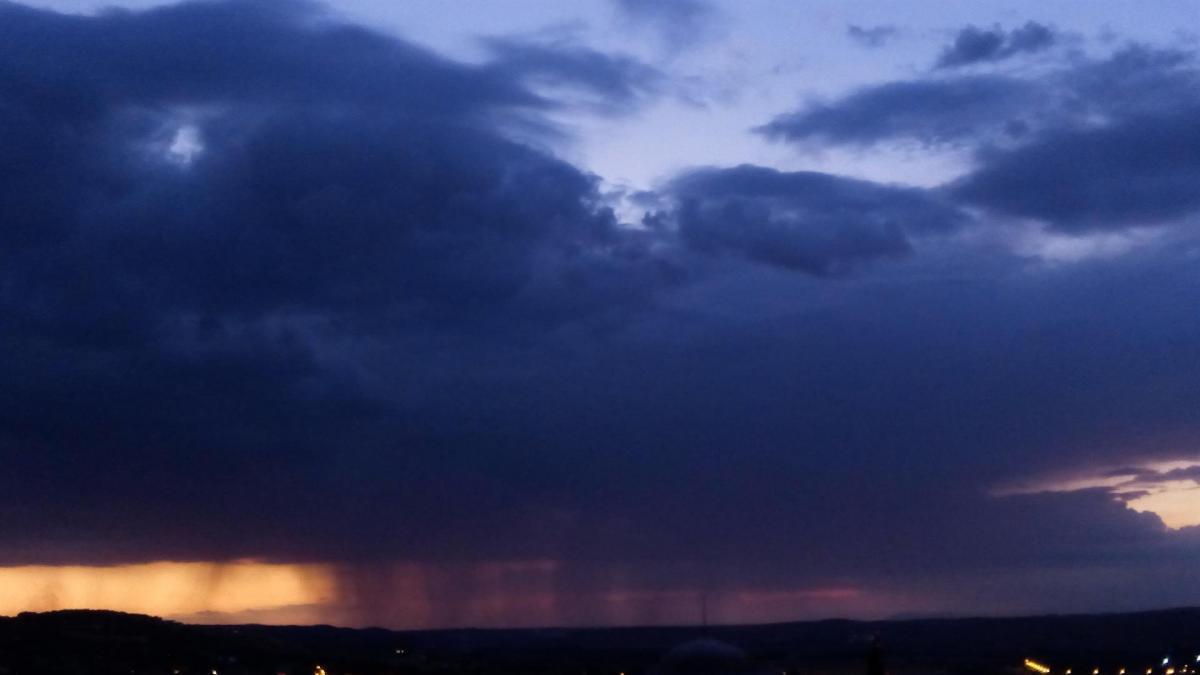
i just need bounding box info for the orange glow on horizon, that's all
[0,561,337,619]
[0,559,907,630]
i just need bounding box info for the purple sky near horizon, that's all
[2,0,1200,628]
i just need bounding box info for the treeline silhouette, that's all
[3,606,1200,674]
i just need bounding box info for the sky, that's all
[2,0,1200,629]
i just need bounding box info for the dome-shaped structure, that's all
[655,638,752,675]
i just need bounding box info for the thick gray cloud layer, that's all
[3,0,1200,625]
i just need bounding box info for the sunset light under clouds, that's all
[997,459,1200,529]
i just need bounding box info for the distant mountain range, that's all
[3,606,1200,674]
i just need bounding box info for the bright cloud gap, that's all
[996,459,1200,529]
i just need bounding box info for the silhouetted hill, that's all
[3,607,1200,674]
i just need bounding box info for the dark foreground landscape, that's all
[3,607,1200,675]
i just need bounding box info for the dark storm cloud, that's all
[0,0,679,318]
[0,0,703,572]
[665,165,967,274]
[847,24,899,49]
[935,22,1057,69]
[5,0,1200,627]
[0,0,681,563]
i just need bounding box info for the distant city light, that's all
[1026,659,1052,673]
